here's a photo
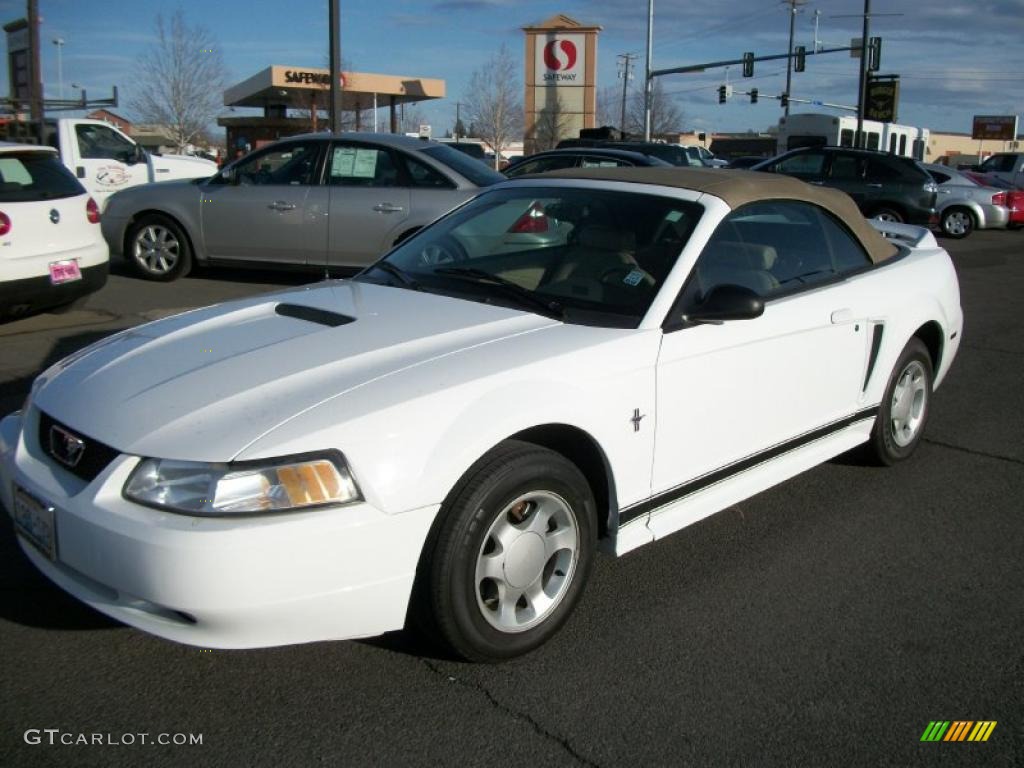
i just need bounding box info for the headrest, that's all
[577,226,636,252]
[707,240,777,270]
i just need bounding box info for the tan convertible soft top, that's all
[526,166,899,264]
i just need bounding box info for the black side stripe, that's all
[619,406,880,527]
[863,324,885,391]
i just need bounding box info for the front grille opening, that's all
[37,411,120,482]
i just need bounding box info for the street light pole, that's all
[782,0,805,117]
[52,37,64,100]
[855,0,870,147]
[328,0,342,133]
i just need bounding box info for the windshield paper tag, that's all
[623,269,645,287]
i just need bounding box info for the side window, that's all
[840,129,855,147]
[235,142,319,186]
[327,144,400,187]
[898,135,907,156]
[829,155,863,181]
[75,124,136,162]
[929,169,951,185]
[402,155,455,189]
[816,209,873,273]
[888,134,898,153]
[864,159,902,181]
[771,152,825,179]
[866,132,880,151]
[678,201,850,311]
[505,155,578,177]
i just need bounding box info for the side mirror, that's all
[683,284,765,324]
[219,167,237,184]
[128,144,147,165]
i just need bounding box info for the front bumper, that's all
[0,408,437,649]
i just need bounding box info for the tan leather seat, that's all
[697,240,780,296]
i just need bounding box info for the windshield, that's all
[420,144,504,187]
[355,186,703,328]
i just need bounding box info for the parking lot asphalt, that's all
[1,235,1021,767]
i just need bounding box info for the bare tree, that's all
[532,92,572,151]
[130,11,227,152]
[627,79,685,138]
[595,86,621,132]
[463,45,522,169]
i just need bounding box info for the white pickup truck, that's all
[39,119,218,209]
[974,152,1024,189]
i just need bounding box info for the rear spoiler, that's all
[869,219,938,250]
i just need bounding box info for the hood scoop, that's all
[274,303,355,328]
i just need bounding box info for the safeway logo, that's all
[543,40,577,71]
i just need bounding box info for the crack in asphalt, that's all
[420,658,601,767]
[923,438,1024,467]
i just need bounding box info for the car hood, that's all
[32,281,558,462]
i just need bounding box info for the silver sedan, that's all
[924,163,1009,239]
[101,133,504,280]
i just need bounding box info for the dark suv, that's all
[753,147,938,227]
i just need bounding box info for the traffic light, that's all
[780,93,789,108]
[868,37,882,72]
[750,88,758,104]
[718,85,727,104]
[742,52,754,78]
[794,45,806,73]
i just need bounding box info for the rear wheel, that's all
[418,440,596,662]
[867,338,933,465]
[872,208,904,224]
[127,214,192,281]
[940,207,974,239]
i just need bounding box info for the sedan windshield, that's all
[356,186,703,328]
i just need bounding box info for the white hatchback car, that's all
[0,142,108,318]
[1,168,962,661]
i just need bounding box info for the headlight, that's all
[123,451,361,515]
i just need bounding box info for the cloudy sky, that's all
[2,0,1020,138]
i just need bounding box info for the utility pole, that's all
[643,0,654,141]
[328,0,342,133]
[782,0,806,117]
[856,0,870,147]
[28,0,44,141]
[617,53,637,136]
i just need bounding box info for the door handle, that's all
[808,180,824,185]
[268,201,297,211]
[373,203,405,213]
[865,183,882,188]
[831,308,854,324]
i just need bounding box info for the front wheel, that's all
[418,440,597,662]
[867,338,933,465]
[127,214,192,281]
[940,207,974,239]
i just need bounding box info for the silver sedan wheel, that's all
[873,211,902,223]
[134,224,181,275]
[475,490,580,633]
[943,210,971,236]
[890,360,928,447]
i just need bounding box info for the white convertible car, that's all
[0,168,962,661]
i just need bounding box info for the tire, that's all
[867,338,933,465]
[126,214,192,281]
[418,440,597,662]
[872,208,904,224]
[940,207,974,239]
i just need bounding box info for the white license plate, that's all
[12,486,56,560]
[49,260,82,285]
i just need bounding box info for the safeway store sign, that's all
[534,34,585,84]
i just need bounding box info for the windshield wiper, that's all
[367,260,420,290]
[433,267,564,320]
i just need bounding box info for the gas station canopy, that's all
[224,66,445,113]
